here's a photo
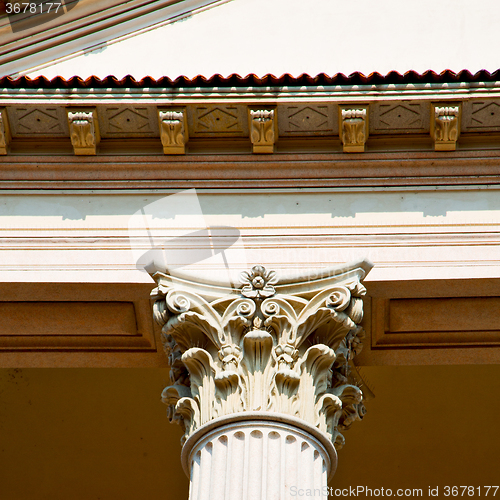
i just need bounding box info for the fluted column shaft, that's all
[183,416,334,500]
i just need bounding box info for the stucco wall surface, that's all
[1,189,499,284]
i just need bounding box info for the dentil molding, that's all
[150,261,372,450]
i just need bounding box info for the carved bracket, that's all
[249,108,277,153]
[339,105,369,152]
[0,108,12,155]
[150,261,372,450]
[67,108,100,155]
[431,103,461,151]
[158,108,188,154]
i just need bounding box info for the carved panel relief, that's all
[278,105,336,136]
[462,100,500,132]
[98,106,158,137]
[371,102,428,133]
[7,106,69,136]
[189,105,248,137]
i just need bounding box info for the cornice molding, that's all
[2,152,500,190]
[4,81,500,104]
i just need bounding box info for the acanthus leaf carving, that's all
[249,108,277,153]
[340,106,369,152]
[67,108,100,155]
[431,103,461,151]
[158,108,188,154]
[151,262,371,450]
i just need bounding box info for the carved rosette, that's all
[158,108,188,154]
[340,106,368,152]
[249,108,277,153]
[432,104,461,151]
[67,109,100,155]
[151,262,371,451]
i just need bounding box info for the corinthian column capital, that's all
[152,261,371,456]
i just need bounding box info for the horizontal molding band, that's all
[2,153,500,188]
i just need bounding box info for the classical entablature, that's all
[2,74,500,187]
[1,73,500,368]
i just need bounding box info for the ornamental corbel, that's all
[339,105,369,152]
[158,108,188,154]
[248,107,277,153]
[431,103,461,151]
[67,108,100,155]
[0,108,12,155]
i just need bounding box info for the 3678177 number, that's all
[444,486,499,497]
[5,3,63,14]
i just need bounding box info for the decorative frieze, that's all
[249,108,277,153]
[158,108,188,154]
[0,108,11,155]
[151,261,371,451]
[67,108,100,155]
[339,105,369,152]
[431,103,461,151]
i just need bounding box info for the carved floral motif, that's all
[151,264,369,449]
[340,107,368,152]
[433,105,461,151]
[249,109,276,153]
[158,109,188,154]
[67,109,100,155]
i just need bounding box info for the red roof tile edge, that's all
[1,70,500,88]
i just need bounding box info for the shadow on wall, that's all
[1,189,500,220]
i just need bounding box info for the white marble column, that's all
[151,262,371,499]
[183,415,336,500]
